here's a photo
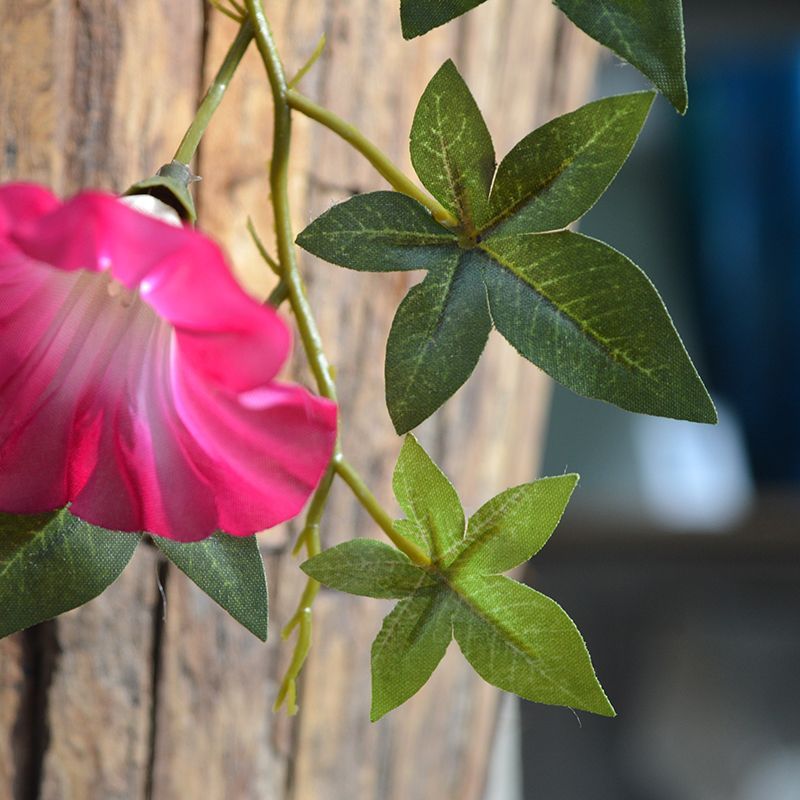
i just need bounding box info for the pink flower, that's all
[0,183,337,541]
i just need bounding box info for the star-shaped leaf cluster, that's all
[302,435,614,720]
[298,60,715,434]
[399,0,688,113]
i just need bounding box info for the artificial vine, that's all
[0,0,712,724]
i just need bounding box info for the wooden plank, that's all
[0,636,26,799]
[38,546,159,800]
[0,2,203,798]
[149,550,290,800]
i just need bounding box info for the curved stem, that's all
[286,89,459,228]
[173,19,254,165]
[247,0,434,712]
[246,1,337,402]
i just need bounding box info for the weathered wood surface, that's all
[0,1,598,797]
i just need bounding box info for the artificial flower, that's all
[0,183,337,541]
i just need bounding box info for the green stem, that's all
[335,458,431,567]
[246,1,337,402]
[286,89,459,228]
[273,464,334,716]
[173,20,254,165]
[247,1,433,713]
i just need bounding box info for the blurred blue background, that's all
[520,1,800,798]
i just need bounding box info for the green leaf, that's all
[371,586,454,720]
[478,231,716,423]
[399,1,688,113]
[555,0,688,114]
[0,510,140,638]
[400,0,485,38]
[297,62,713,429]
[410,60,494,229]
[392,434,465,560]
[451,574,614,715]
[385,252,492,434]
[486,92,654,236]
[296,191,458,272]
[153,532,269,641]
[301,539,435,599]
[309,439,612,719]
[447,474,578,575]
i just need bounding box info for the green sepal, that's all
[124,160,198,222]
[153,532,269,641]
[0,510,140,639]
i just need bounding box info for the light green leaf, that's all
[410,59,495,229]
[478,231,716,423]
[0,510,140,638]
[314,440,612,718]
[400,0,485,38]
[385,251,492,434]
[451,574,614,716]
[371,587,454,720]
[392,434,466,560]
[486,92,654,236]
[153,532,268,641]
[447,474,578,575]
[556,0,688,113]
[295,191,458,271]
[301,539,434,599]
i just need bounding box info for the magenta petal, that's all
[0,183,59,240]
[11,192,291,389]
[174,364,338,537]
[0,185,339,541]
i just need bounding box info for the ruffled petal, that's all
[11,192,290,389]
[0,187,339,541]
[173,361,338,537]
[0,183,59,241]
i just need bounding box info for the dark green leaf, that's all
[392,434,465,560]
[478,231,716,423]
[486,92,654,236]
[556,0,688,113]
[410,60,494,229]
[153,532,268,641]
[399,1,688,113]
[301,539,434,599]
[447,474,578,575]
[371,586,454,720]
[0,510,140,638]
[298,63,711,429]
[296,191,458,271]
[400,0,485,38]
[386,250,492,433]
[451,574,614,716]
